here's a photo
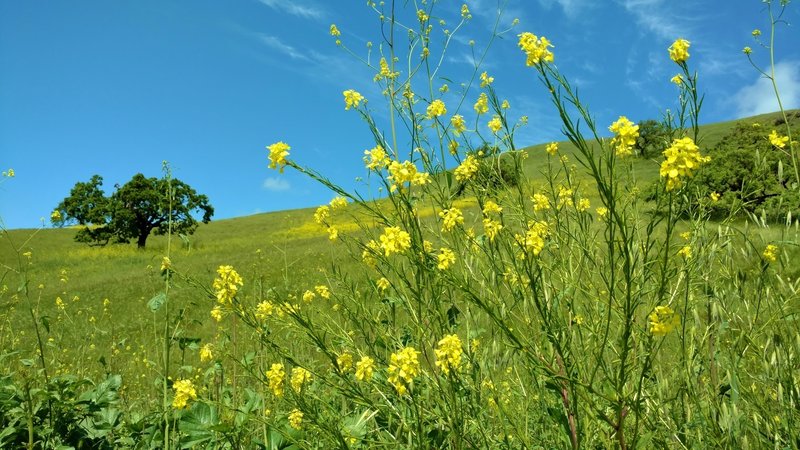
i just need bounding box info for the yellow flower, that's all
[387,160,430,190]
[417,9,428,23]
[435,334,463,375]
[545,142,558,155]
[387,346,421,395]
[376,277,390,291]
[609,116,639,157]
[330,24,341,37]
[427,99,447,118]
[266,363,285,397]
[670,74,683,85]
[379,226,411,256]
[474,92,489,115]
[752,29,761,37]
[451,114,466,135]
[375,57,399,81]
[291,367,313,393]
[678,245,692,259]
[480,71,494,87]
[210,306,223,322]
[576,198,590,212]
[769,130,789,149]
[649,306,679,336]
[314,205,330,224]
[448,140,459,155]
[763,244,779,262]
[302,290,316,303]
[743,46,752,55]
[668,38,690,63]
[659,137,710,191]
[461,4,470,18]
[518,32,554,65]
[329,196,348,209]
[337,352,354,372]
[710,192,720,202]
[160,256,171,272]
[343,89,365,110]
[50,210,62,222]
[288,409,304,430]
[266,141,290,173]
[363,145,390,170]
[200,344,213,362]
[315,285,331,299]
[501,99,510,109]
[55,296,65,310]
[482,200,502,215]
[439,207,464,232]
[255,301,274,319]
[172,379,197,409]
[483,218,503,242]
[327,226,339,241]
[517,220,549,256]
[557,186,573,207]
[454,155,480,182]
[488,115,503,134]
[531,193,550,211]
[212,265,243,304]
[355,356,375,381]
[437,248,456,270]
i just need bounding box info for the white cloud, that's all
[617,0,688,40]
[257,0,323,20]
[256,34,310,61]
[263,177,291,191]
[735,61,800,117]
[536,0,594,19]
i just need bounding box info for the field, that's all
[2,3,800,449]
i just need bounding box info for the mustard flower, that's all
[659,137,710,191]
[752,29,761,37]
[291,367,313,393]
[313,205,330,224]
[769,130,789,149]
[50,210,62,222]
[532,193,550,211]
[448,140,459,155]
[417,9,428,23]
[376,277,390,291]
[55,296,65,310]
[474,92,489,114]
[160,256,171,272]
[427,99,447,118]
[451,114,466,135]
[387,346,421,395]
[763,244,779,262]
[483,218,503,242]
[337,352,354,372]
[576,198,590,212]
[480,71,494,87]
[454,155,480,182]
[387,160,430,190]
[255,301,274,319]
[200,344,213,362]
[668,38,690,63]
[461,4,470,18]
[435,334,463,375]
[375,57,399,81]
[609,116,639,157]
[363,145,390,171]
[330,24,341,37]
[267,141,290,173]
[210,306,223,322]
[266,363,285,397]
[710,192,720,202]
[743,46,752,55]
[488,115,503,134]
[557,186,574,207]
[329,196,348,209]
[678,245,692,259]
[379,226,411,256]
[172,379,197,409]
[421,47,430,59]
[288,409,304,430]
[649,306,679,336]
[343,89,365,110]
[518,32,554,65]
[482,200,502,216]
[362,239,380,268]
[437,248,456,270]
[545,142,558,155]
[670,74,683,85]
[327,226,339,241]
[501,99,510,109]
[355,356,375,381]
[517,220,549,256]
[302,290,316,303]
[439,207,464,232]
[212,265,243,304]
[315,285,331,299]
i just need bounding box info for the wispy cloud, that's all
[257,0,324,20]
[536,0,595,19]
[256,34,310,61]
[263,177,291,191]
[735,61,800,117]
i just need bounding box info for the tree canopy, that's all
[53,173,213,248]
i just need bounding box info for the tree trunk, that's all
[137,231,148,249]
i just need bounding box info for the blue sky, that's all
[1,0,798,230]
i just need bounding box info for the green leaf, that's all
[148,292,166,312]
[179,401,219,448]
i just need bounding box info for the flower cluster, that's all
[518,32,554,65]
[337,353,353,372]
[343,89,365,110]
[363,145,390,170]
[454,155,480,182]
[668,38,690,63]
[427,99,447,118]
[200,344,213,362]
[172,379,197,409]
[434,334,463,375]
[355,356,375,381]
[291,367,313,392]
[488,115,503,134]
[288,409,304,430]
[387,160,430,191]
[649,306,679,336]
[482,200,503,242]
[267,141,290,173]
[532,193,550,211]
[763,244,779,262]
[379,226,411,256]
[387,346,421,395]
[769,130,789,149]
[439,207,464,232]
[375,57,399,82]
[212,265,243,305]
[474,92,489,114]
[545,142,558,155]
[517,220,549,257]
[266,363,285,397]
[437,248,456,270]
[659,137,710,191]
[451,115,466,134]
[609,116,639,157]
[480,71,494,87]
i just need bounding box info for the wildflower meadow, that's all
[1,1,799,449]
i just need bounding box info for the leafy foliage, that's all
[53,173,213,248]
[635,119,672,158]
